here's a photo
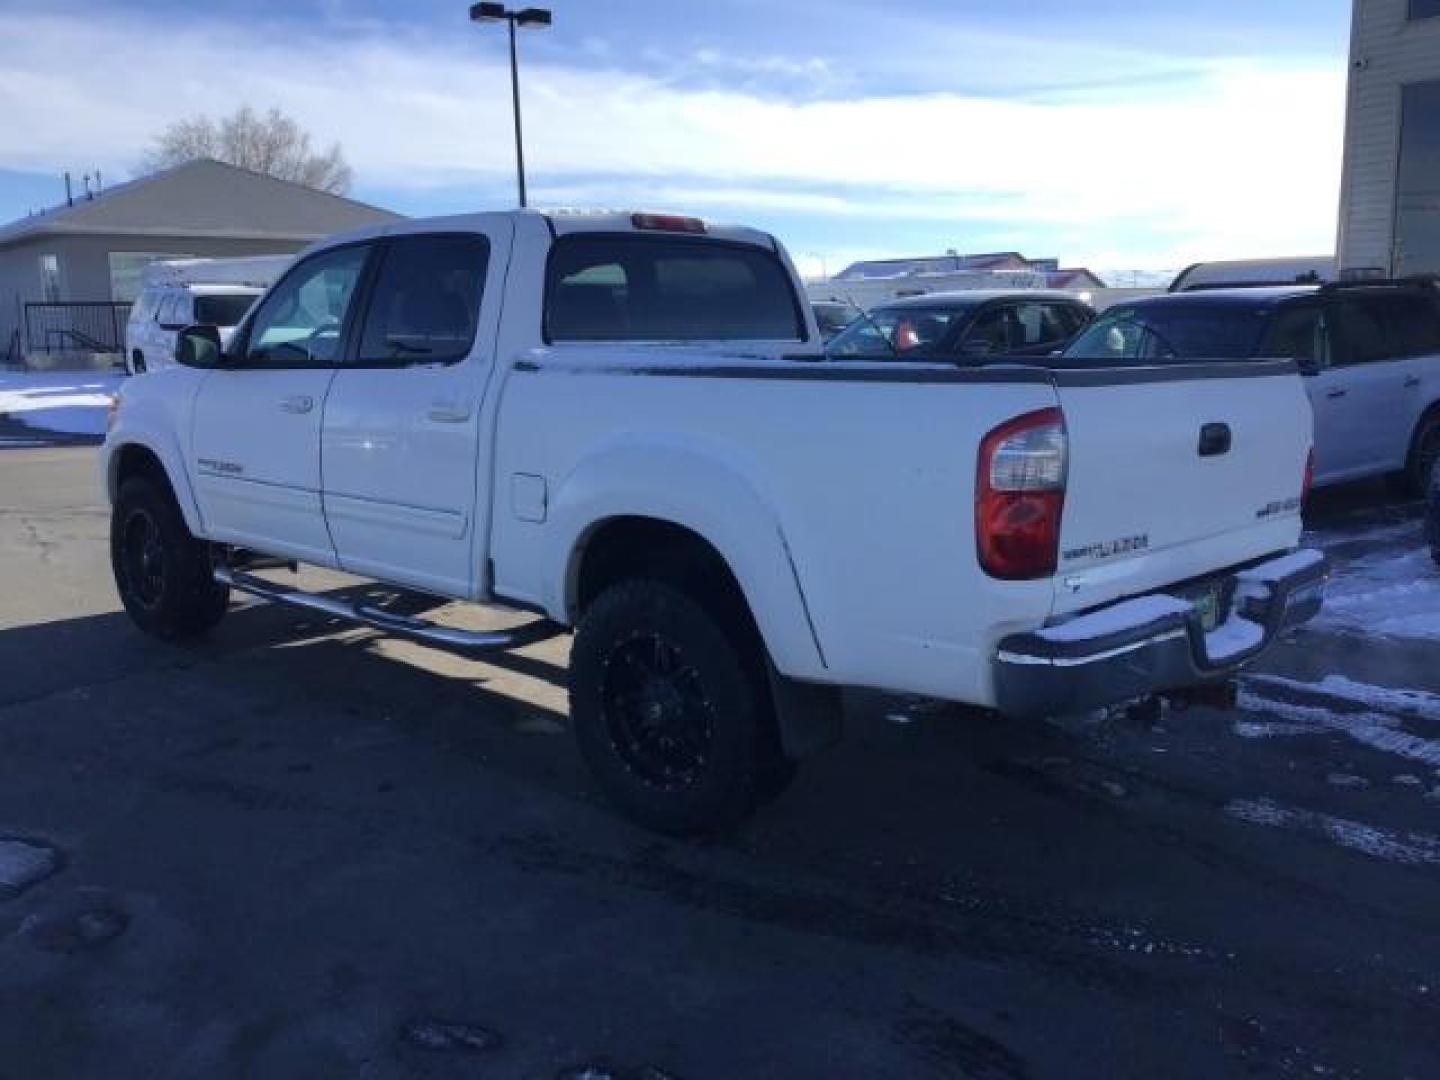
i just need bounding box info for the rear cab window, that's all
[545,234,805,343]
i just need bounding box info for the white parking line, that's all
[1227,798,1440,867]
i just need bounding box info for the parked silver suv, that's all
[1062,281,1440,492]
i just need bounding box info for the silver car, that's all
[1062,282,1440,492]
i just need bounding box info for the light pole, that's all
[469,3,552,208]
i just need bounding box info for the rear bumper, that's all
[993,548,1326,719]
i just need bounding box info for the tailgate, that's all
[1049,361,1311,617]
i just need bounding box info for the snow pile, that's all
[0,371,122,436]
[1311,537,1440,642]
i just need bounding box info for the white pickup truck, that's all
[101,210,1325,832]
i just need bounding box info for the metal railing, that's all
[23,301,131,355]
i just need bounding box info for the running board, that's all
[214,567,561,654]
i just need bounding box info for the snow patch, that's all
[1248,674,1440,724]
[1204,616,1264,662]
[1227,798,1440,866]
[0,371,121,437]
[1037,595,1192,643]
[0,838,59,897]
[1237,688,1440,769]
[1310,543,1440,643]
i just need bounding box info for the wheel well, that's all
[572,516,840,762]
[573,517,749,624]
[112,443,171,500]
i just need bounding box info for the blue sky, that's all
[0,0,1353,278]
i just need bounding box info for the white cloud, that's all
[0,8,1346,269]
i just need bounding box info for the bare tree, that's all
[141,107,353,195]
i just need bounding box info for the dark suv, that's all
[1062,282,1440,492]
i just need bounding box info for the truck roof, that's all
[301,208,779,255]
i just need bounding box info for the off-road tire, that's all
[570,578,784,834]
[1401,411,1440,499]
[111,476,229,640]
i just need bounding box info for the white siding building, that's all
[1338,0,1440,277]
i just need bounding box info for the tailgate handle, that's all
[1198,422,1232,457]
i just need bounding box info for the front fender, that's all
[545,437,828,681]
[101,401,203,536]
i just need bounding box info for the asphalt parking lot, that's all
[1,445,1438,1079]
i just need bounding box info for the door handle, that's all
[280,395,315,414]
[1198,422,1232,457]
[1326,388,1348,400]
[426,404,472,424]
[1404,375,1421,389]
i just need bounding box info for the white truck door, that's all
[320,225,509,597]
[191,243,373,567]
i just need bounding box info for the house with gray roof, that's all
[0,158,401,361]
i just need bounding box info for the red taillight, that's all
[1302,448,1314,504]
[631,212,707,234]
[977,407,1068,580]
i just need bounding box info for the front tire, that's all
[569,578,780,834]
[111,476,229,640]
[1403,412,1440,499]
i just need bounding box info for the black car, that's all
[1061,281,1440,493]
[825,290,1094,362]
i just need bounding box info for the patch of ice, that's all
[1237,688,1440,769]
[0,372,121,437]
[1311,544,1440,643]
[1325,773,1369,789]
[1234,720,1325,739]
[0,838,59,897]
[1227,797,1440,866]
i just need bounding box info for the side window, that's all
[546,235,803,342]
[1062,310,1146,361]
[1014,302,1081,347]
[1262,305,1325,365]
[1056,304,1092,339]
[356,235,490,365]
[244,245,369,367]
[964,305,1022,354]
[1333,293,1440,364]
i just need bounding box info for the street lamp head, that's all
[469,2,507,21]
[469,2,552,25]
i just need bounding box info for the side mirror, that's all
[175,324,224,369]
[1295,354,1321,377]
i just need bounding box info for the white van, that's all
[125,284,264,374]
[1169,256,1337,293]
[124,255,293,375]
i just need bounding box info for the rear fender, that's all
[546,439,828,682]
